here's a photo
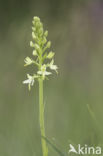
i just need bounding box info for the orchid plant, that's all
[23,16,58,156]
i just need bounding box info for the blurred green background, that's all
[0,0,103,155]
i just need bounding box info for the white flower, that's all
[24,57,33,66]
[37,64,51,78]
[49,59,58,72]
[23,74,34,90]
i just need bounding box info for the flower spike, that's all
[23,16,58,90]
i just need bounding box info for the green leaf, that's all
[42,136,66,156]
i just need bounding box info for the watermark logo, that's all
[68,144,101,155]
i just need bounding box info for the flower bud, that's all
[35,22,41,28]
[42,37,47,44]
[34,44,40,51]
[44,30,48,37]
[30,41,34,47]
[32,27,36,32]
[39,28,43,36]
[46,41,51,48]
[32,21,35,25]
[32,32,36,39]
[33,16,40,22]
[33,50,37,56]
[39,23,43,28]
[47,52,55,59]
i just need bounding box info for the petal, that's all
[50,65,58,70]
[23,79,31,84]
[27,74,32,79]
[45,71,52,75]
[37,71,42,75]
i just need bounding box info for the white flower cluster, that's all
[23,16,58,90]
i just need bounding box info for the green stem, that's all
[39,78,48,156]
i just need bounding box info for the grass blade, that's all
[42,136,66,156]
